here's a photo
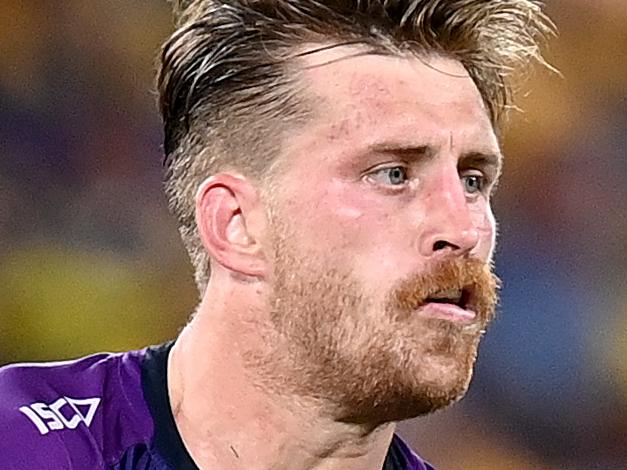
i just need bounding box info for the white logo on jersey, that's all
[19,396,101,435]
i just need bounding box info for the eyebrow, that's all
[368,143,432,158]
[367,143,503,174]
[459,151,503,175]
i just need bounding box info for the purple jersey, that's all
[0,342,435,470]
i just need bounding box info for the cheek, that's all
[279,178,370,262]
[473,204,497,261]
[297,179,412,272]
[299,178,368,233]
[326,182,423,286]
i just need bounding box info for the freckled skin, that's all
[250,48,502,425]
[276,51,499,290]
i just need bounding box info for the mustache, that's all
[389,257,501,325]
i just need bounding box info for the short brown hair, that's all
[157,0,553,294]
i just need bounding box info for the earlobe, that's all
[195,174,267,279]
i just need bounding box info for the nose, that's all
[418,170,480,258]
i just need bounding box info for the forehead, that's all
[291,46,498,155]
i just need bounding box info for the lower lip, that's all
[416,302,476,324]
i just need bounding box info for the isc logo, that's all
[19,396,101,435]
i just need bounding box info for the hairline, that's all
[264,41,498,181]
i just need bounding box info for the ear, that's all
[195,173,268,279]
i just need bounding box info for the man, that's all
[0,1,552,469]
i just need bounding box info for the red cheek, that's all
[303,179,398,251]
[323,179,373,220]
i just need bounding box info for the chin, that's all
[386,346,479,421]
[420,367,474,407]
[411,324,482,404]
[423,354,476,390]
[401,370,474,419]
[340,354,477,425]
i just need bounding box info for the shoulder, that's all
[0,349,153,469]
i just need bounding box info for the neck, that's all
[167,277,396,470]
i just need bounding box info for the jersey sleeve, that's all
[0,364,75,469]
[0,358,111,470]
[0,349,155,470]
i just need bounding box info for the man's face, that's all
[255,48,501,423]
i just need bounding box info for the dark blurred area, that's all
[1,1,625,469]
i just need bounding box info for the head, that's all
[158,0,552,423]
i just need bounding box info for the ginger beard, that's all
[250,215,500,424]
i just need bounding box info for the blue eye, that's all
[462,174,484,194]
[371,166,408,186]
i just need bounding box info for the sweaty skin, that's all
[168,46,501,470]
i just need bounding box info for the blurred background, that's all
[1,1,625,469]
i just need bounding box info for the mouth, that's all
[424,287,470,309]
[417,287,476,324]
